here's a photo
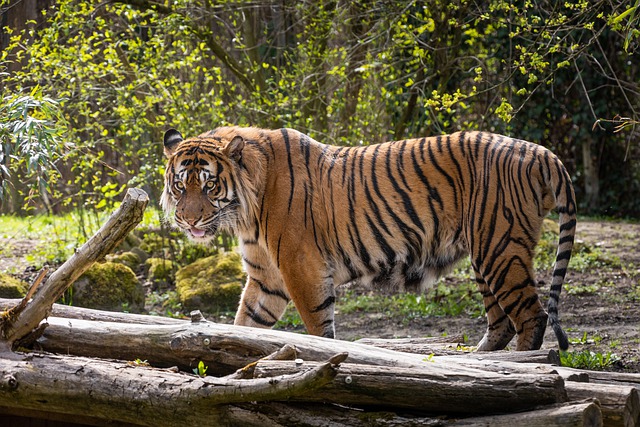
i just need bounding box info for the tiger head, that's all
[160,128,247,243]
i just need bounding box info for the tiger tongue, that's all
[190,227,206,238]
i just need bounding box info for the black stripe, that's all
[281,129,295,213]
[552,268,567,277]
[242,257,263,271]
[244,303,277,327]
[560,219,577,232]
[312,295,336,313]
[253,278,289,302]
[558,235,574,245]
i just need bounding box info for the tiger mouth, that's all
[187,224,218,240]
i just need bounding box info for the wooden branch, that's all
[251,360,567,415]
[0,188,149,349]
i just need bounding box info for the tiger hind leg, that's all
[482,257,548,351]
[474,269,516,351]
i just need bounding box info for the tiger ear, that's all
[225,135,244,163]
[163,129,183,157]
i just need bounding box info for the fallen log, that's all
[251,359,567,414]
[0,352,340,427]
[565,382,640,427]
[221,402,446,427]
[448,400,603,427]
[0,297,186,325]
[356,337,560,364]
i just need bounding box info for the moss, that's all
[145,257,177,290]
[542,217,560,235]
[0,273,27,298]
[106,251,142,271]
[70,262,144,312]
[175,252,245,313]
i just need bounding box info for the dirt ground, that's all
[2,220,639,371]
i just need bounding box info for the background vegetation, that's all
[1,0,639,220]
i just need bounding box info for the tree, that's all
[1,0,638,215]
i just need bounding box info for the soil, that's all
[2,220,639,372]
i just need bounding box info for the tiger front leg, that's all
[234,268,291,329]
[280,265,337,338]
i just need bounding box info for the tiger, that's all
[161,126,576,351]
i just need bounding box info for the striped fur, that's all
[161,127,576,351]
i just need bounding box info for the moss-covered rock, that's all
[70,262,144,312]
[175,252,245,314]
[115,233,143,252]
[0,273,27,298]
[106,251,142,271]
[145,257,177,290]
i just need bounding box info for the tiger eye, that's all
[205,181,215,190]
[174,181,185,191]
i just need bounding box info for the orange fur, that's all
[162,127,576,351]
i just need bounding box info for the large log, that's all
[0,188,149,349]
[0,297,186,325]
[251,359,567,414]
[565,382,640,427]
[449,400,603,427]
[34,314,566,379]
[0,352,340,427]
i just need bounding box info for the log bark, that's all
[251,359,567,414]
[0,188,149,349]
[565,382,640,427]
[0,297,187,325]
[356,337,560,364]
[449,400,603,427]
[0,352,339,427]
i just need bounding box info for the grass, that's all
[0,208,165,269]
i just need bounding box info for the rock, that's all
[145,257,177,291]
[106,251,142,271]
[0,273,27,298]
[175,252,245,314]
[70,262,144,312]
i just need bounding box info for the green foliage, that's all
[1,0,637,216]
[0,87,67,211]
[534,227,622,273]
[560,350,620,370]
[275,304,305,330]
